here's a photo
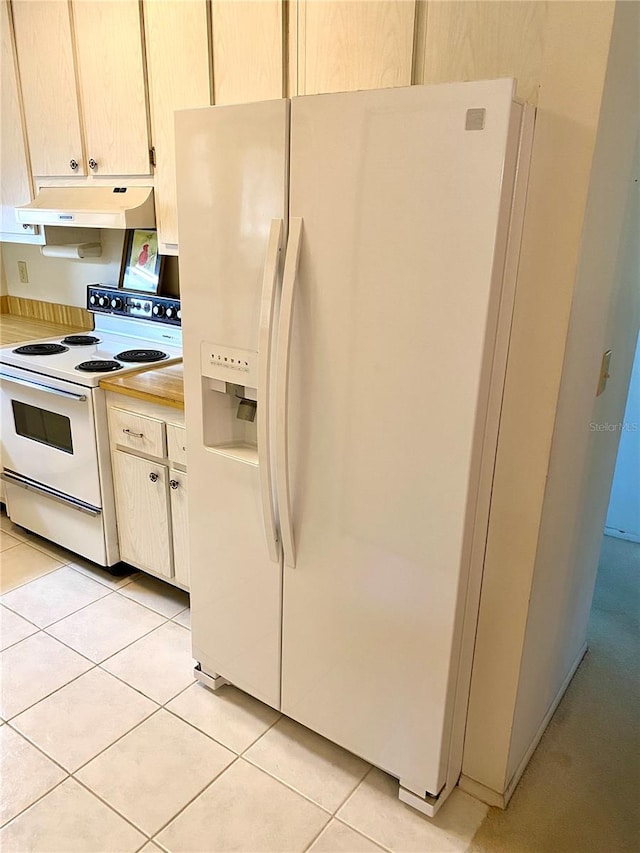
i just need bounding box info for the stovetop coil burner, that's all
[116,349,168,363]
[13,343,69,356]
[62,335,100,346]
[75,360,122,373]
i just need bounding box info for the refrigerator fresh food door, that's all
[175,98,289,709]
[280,81,527,801]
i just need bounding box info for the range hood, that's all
[15,186,155,229]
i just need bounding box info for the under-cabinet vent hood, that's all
[15,186,155,229]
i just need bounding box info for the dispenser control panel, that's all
[201,342,258,389]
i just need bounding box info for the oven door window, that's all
[12,400,73,454]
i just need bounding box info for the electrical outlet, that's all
[17,261,29,284]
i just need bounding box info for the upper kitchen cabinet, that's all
[143,0,211,253]
[0,0,38,240]
[11,0,85,177]
[11,0,151,177]
[211,1,284,104]
[291,0,415,95]
[72,0,151,175]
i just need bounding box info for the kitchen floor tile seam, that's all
[95,656,194,708]
[331,816,396,853]
[59,704,164,780]
[0,723,73,830]
[67,562,138,591]
[112,584,189,619]
[300,816,395,853]
[3,719,74,778]
[74,717,238,842]
[0,554,65,593]
[240,748,371,817]
[0,604,42,650]
[0,539,22,553]
[42,600,174,661]
[0,769,71,831]
[17,538,79,566]
[150,756,333,849]
[160,687,283,756]
[68,773,157,845]
[0,577,114,631]
[2,657,99,724]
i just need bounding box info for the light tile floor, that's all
[0,514,488,852]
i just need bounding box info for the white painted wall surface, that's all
[505,0,640,789]
[606,333,640,542]
[0,229,124,306]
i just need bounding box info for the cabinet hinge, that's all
[149,147,156,168]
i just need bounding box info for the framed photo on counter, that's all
[120,229,163,293]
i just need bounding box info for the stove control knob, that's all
[89,295,98,306]
[177,309,182,320]
[110,297,123,310]
[98,295,108,308]
[166,306,175,319]
[153,304,166,317]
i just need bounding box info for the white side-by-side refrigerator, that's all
[175,80,533,815]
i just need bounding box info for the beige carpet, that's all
[470,535,640,853]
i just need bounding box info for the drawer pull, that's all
[170,479,179,490]
[123,428,144,438]
[149,472,159,483]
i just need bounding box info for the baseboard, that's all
[459,642,588,809]
[604,526,640,544]
[458,774,507,808]
[503,641,589,805]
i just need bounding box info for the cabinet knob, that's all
[170,479,179,490]
[88,158,98,171]
[149,472,159,483]
[69,159,79,171]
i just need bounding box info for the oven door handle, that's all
[0,470,101,517]
[0,372,87,402]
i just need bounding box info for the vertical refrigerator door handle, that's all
[275,217,303,568]
[258,218,284,563]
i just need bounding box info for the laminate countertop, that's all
[99,361,185,410]
[0,314,82,346]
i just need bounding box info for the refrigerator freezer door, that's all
[281,81,524,797]
[176,99,289,709]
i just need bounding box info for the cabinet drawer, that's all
[109,407,165,458]
[167,423,187,466]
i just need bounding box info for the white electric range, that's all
[0,286,182,567]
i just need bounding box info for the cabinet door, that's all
[211,0,283,105]
[169,468,189,588]
[144,0,211,252]
[294,0,415,95]
[11,0,85,177]
[0,0,36,238]
[112,450,173,578]
[72,0,150,175]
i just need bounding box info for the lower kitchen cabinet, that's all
[112,450,173,579]
[107,393,189,589]
[169,468,189,587]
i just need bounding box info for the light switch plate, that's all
[596,349,612,396]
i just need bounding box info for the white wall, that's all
[506,0,640,788]
[606,333,640,542]
[1,229,125,307]
[462,0,639,802]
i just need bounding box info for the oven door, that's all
[0,366,102,507]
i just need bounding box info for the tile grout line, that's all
[148,710,290,843]
[0,576,115,631]
[0,772,71,832]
